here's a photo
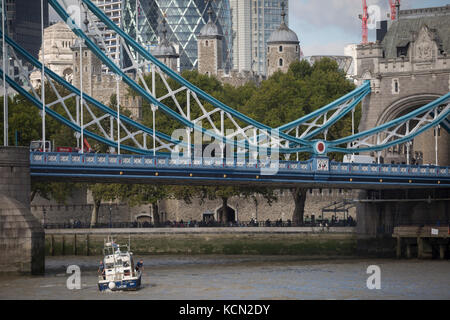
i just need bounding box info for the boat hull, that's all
[98,275,142,291]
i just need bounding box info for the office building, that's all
[122,0,233,72]
[4,0,49,59]
[230,0,288,76]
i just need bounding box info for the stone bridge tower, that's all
[356,5,450,166]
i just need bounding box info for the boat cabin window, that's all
[105,263,114,269]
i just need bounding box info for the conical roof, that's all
[198,7,223,38]
[268,4,299,44]
[151,17,178,57]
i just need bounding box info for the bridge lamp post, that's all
[115,73,121,155]
[41,0,46,151]
[435,125,440,166]
[406,141,412,165]
[79,36,84,153]
[78,2,86,154]
[151,105,157,157]
[2,0,8,147]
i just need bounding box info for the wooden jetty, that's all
[393,226,449,259]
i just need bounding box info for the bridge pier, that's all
[406,244,412,259]
[355,188,450,258]
[0,147,45,274]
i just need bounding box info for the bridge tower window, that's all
[392,78,400,94]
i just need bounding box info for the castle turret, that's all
[197,7,223,76]
[266,2,300,77]
[71,12,102,96]
[151,17,179,72]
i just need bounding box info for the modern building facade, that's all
[122,0,233,72]
[4,0,49,59]
[230,0,288,76]
[92,0,122,63]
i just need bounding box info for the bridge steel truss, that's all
[0,0,449,162]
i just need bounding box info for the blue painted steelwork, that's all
[0,0,447,159]
[48,0,311,153]
[30,152,450,187]
[328,92,450,153]
[0,31,190,154]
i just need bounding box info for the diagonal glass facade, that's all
[123,0,232,72]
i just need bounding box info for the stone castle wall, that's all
[30,188,357,226]
[267,43,300,77]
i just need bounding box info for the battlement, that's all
[399,5,450,19]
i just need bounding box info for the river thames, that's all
[0,255,449,300]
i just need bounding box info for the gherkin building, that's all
[123,0,232,72]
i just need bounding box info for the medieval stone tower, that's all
[69,14,142,119]
[197,7,223,76]
[71,17,102,97]
[266,4,300,78]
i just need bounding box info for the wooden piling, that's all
[73,234,77,255]
[396,236,402,258]
[406,244,412,259]
[439,245,445,260]
[86,234,90,256]
[417,237,423,259]
[50,235,54,256]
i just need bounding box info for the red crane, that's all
[360,0,369,44]
[389,0,401,20]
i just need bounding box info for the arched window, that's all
[279,45,283,52]
[279,58,283,67]
[205,40,209,47]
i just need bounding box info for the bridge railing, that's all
[30,152,450,178]
[30,152,314,172]
[329,161,449,177]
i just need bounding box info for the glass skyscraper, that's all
[122,0,233,72]
[5,0,49,59]
[230,0,288,76]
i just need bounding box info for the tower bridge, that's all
[0,1,449,273]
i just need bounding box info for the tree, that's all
[88,183,123,227]
[117,184,169,224]
[197,185,277,223]
[243,58,357,225]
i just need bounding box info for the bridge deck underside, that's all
[30,165,450,189]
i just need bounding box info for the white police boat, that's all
[98,237,142,291]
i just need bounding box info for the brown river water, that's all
[0,255,449,300]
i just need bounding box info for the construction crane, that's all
[359,0,369,44]
[389,0,401,20]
